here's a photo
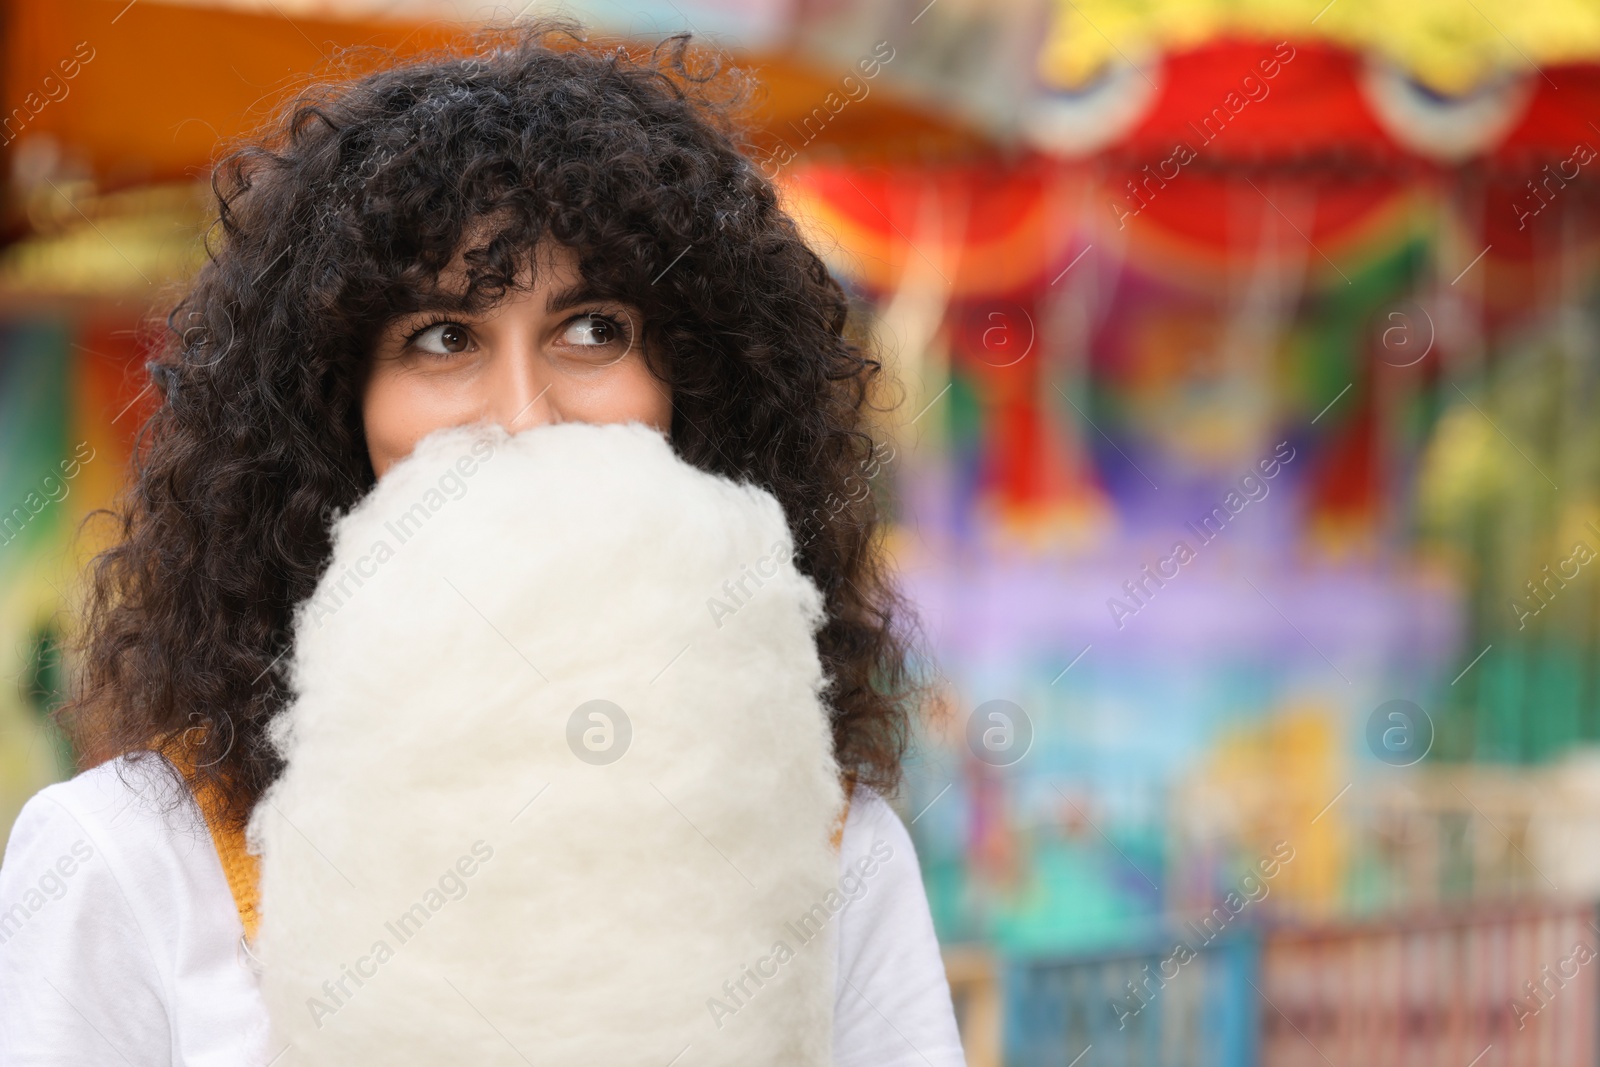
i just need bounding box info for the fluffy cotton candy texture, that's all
[248,420,845,1066]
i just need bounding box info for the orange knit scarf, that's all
[163,742,264,942]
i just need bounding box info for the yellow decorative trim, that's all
[1039,0,1600,94]
[160,738,262,943]
[203,807,262,943]
[831,771,856,851]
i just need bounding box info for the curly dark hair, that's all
[62,20,930,833]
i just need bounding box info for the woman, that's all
[0,19,966,1067]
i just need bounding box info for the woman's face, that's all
[362,242,671,478]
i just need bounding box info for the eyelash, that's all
[402,314,464,350]
[402,310,633,354]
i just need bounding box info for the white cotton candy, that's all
[248,420,843,1065]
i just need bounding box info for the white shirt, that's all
[0,754,965,1066]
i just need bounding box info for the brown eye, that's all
[561,314,621,347]
[411,322,473,355]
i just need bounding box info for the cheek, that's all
[361,366,473,478]
[360,373,405,478]
[555,361,671,432]
[629,364,673,431]
[628,365,673,432]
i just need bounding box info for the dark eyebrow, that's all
[383,288,478,325]
[423,290,476,311]
[379,279,627,338]
[546,279,615,315]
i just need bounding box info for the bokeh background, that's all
[7,1,1600,1064]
